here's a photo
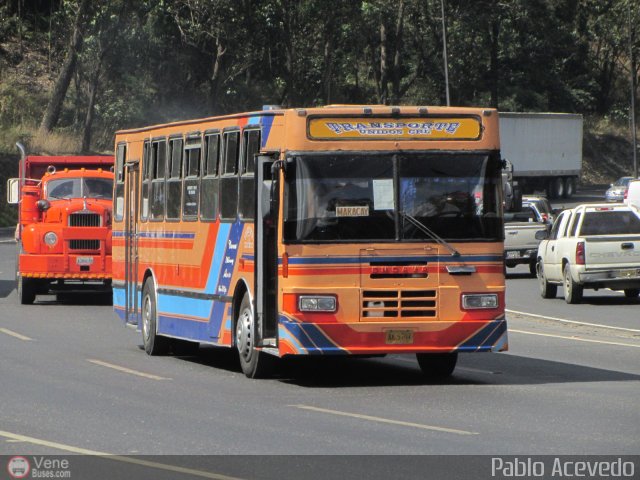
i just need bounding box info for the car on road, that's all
[605,176,635,202]
[523,195,556,223]
[536,203,640,303]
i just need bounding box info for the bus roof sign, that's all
[308,116,482,140]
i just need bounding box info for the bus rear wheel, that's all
[416,352,458,379]
[235,293,274,378]
[141,279,170,355]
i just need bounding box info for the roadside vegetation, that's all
[0,0,639,225]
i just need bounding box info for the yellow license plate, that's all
[385,330,414,345]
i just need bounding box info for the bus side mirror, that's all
[7,178,19,204]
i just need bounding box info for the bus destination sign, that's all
[308,117,482,140]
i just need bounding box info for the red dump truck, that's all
[7,144,114,304]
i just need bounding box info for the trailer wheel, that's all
[17,276,36,305]
[563,177,575,198]
[416,352,458,379]
[623,289,639,298]
[548,177,564,199]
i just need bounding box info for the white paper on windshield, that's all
[373,179,394,210]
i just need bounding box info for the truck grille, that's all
[361,290,437,319]
[70,240,100,250]
[69,213,101,227]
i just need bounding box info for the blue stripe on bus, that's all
[208,222,244,339]
[205,223,231,292]
[157,313,211,341]
[458,318,507,352]
[138,231,196,239]
[280,254,503,265]
[158,294,212,321]
[260,116,275,148]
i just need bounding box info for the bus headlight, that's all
[44,231,58,246]
[462,294,498,310]
[299,295,337,312]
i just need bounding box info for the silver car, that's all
[605,176,634,202]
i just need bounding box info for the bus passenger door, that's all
[254,155,279,347]
[124,163,139,325]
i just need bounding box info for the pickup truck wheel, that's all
[528,260,537,277]
[563,264,583,304]
[537,262,557,299]
[624,289,639,298]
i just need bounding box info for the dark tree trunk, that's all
[39,0,90,134]
[81,55,103,153]
[489,18,500,108]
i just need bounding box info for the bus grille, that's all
[69,213,101,227]
[362,290,437,319]
[70,240,100,250]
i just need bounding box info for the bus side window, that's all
[201,132,220,221]
[183,135,201,220]
[239,128,261,221]
[141,141,151,222]
[150,139,166,221]
[114,143,126,222]
[166,137,184,221]
[220,130,240,221]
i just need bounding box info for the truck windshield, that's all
[284,152,502,243]
[46,177,113,200]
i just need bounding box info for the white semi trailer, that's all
[499,112,583,200]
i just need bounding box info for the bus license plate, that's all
[385,330,413,345]
[76,257,94,266]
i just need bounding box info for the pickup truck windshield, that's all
[47,177,113,200]
[581,211,640,235]
[284,152,502,243]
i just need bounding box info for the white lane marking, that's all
[87,359,171,380]
[0,430,244,480]
[510,329,640,348]
[0,327,33,341]
[292,404,479,436]
[506,309,640,333]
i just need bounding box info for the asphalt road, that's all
[1,189,639,477]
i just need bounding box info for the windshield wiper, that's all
[399,211,461,257]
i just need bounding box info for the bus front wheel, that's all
[235,293,274,378]
[141,279,170,355]
[416,352,458,379]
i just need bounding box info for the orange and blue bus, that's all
[112,105,507,378]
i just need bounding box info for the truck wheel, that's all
[624,289,639,298]
[563,178,575,198]
[537,262,557,299]
[416,352,458,379]
[529,259,537,277]
[548,178,564,199]
[563,264,583,304]
[235,292,275,378]
[17,276,36,305]
[141,278,170,355]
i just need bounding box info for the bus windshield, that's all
[284,152,502,243]
[46,177,114,200]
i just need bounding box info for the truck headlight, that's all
[299,295,337,312]
[462,294,498,310]
[44,231,58,246]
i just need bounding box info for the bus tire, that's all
[537,261,557,299]
[563,263,583,304]
[17,276,36,305]
[624,288,639,298]
[235,292,274,378]
[141,278,170,355]
[416,352,457,379]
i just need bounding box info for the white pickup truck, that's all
[536,204,640,303]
